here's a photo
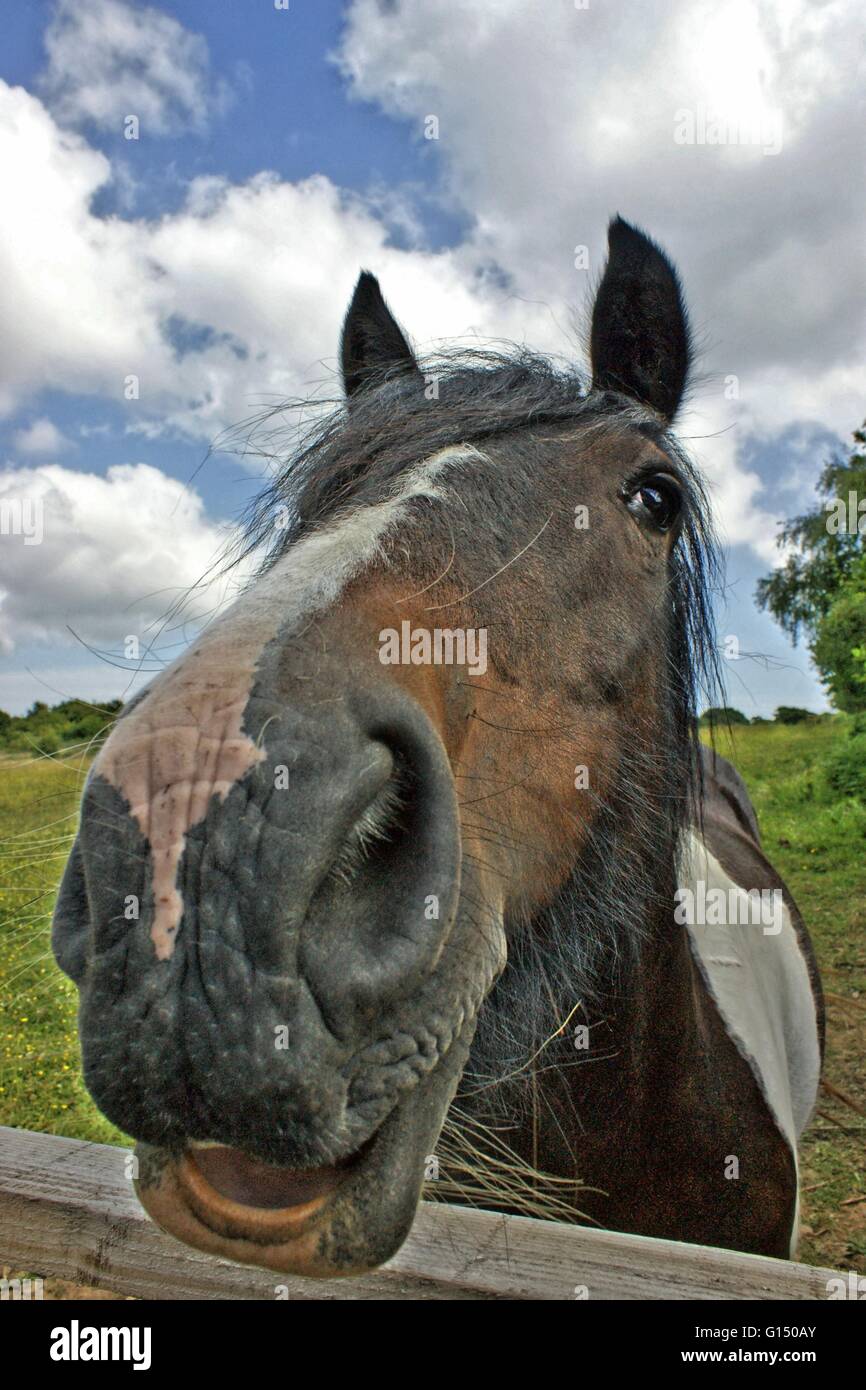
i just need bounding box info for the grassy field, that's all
[0,749,127,1148]
[0,719,863,1278]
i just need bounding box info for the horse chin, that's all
[132,1030,473,1278]
[134,1122,410,1278]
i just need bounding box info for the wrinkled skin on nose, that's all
[53,593,505,1276]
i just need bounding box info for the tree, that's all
[774,706,815,724]
[757,423,866,713]
[811,555,866,711]
[0,697,123,752]
[701,705,749,725]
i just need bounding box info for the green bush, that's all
[823,732,866,800]
[775,706,816,724]
[812,581,866,714]
[31,728,62,754]
[0,698,121,753]
[701,706,749,725]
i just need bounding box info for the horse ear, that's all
[340,271,422,399]
[590,217,692,421]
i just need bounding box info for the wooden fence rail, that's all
[0,1126,848,1300]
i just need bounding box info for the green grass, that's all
[1,720,863,1272]
[0,750,128,1147]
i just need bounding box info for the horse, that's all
[52,217,823,1279]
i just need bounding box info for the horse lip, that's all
[171,1140,371,1243]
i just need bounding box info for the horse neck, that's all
[560,846,699,1098]
[454,832,704,1197]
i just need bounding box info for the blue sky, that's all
[0,0,861,715]
[4,0,465,232]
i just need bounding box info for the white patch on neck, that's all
[96,444,484,961]
[678,829,821,1256]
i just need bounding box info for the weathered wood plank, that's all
[0,1126,845,1300]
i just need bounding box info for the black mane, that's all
[234,349,641,553]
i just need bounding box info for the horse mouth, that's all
[177,1143,360,1235]
[134,1133,380,1273]
[129,968,486,1276]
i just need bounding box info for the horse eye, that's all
[627,474,682,532]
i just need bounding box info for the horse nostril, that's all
[327,746,412,887]
[298,702,461,1031]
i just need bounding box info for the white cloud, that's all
[13,417,71,456]
[0,78,550,440]
[40,0,227,135]
[0,462,242,655]
[0,83,156,417]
